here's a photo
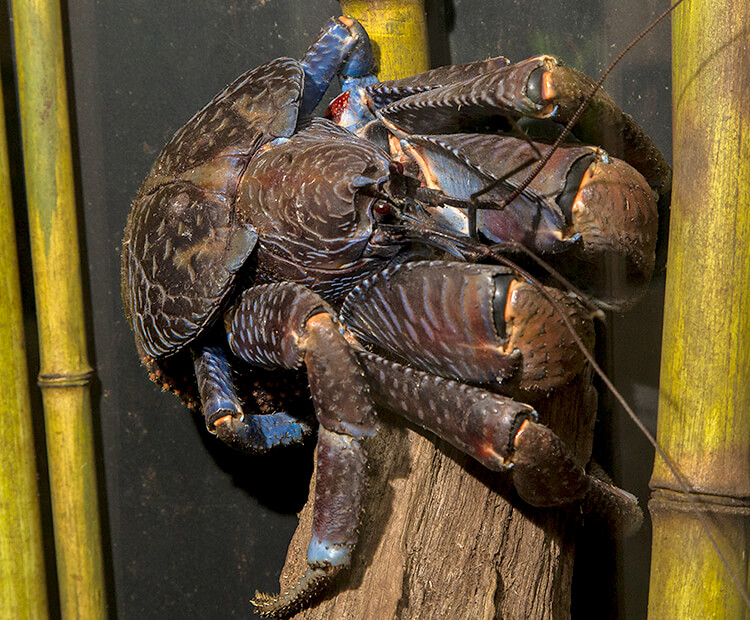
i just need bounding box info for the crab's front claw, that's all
[564,149,658,309]
[400,131,658,309]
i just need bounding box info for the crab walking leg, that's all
[357,350,642,532]
[192,344,311,453]
[343,260,641,530]
[357,351,535,471]
[357,350,591,504]
[223,283,378,617]
[375,55,670,197]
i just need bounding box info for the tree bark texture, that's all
[278,373,597,619]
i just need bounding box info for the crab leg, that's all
[357,351,535,472]
[401,132,659,308]
[299,17,377,117]
[344,261,641,529]
[341,261,594,393]
[374,55,670,197]
[192,344,311,452]
[357,351,630,513]
[223,283,378,617]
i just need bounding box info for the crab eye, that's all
[389,161,404,176]
[372,201,392,216]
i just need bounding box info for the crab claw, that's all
[396,132,658,310]
[562,149,658,310]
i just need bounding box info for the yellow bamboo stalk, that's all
[0,61,49,619]
[339,0,429,80]
[11,1,107,617]
[648,0,750,618]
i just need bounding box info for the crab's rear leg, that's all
[192,344,312,453]
[222,283,378,618]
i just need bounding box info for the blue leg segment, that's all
[193,344,310,454]
[299,17,378,116]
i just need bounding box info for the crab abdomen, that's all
[122,58,307,359]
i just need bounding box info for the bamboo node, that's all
[38,368,95,388]
[650,488,750,514]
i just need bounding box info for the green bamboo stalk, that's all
[0,60,49,620]
[11,1,107,617]
[648,0,750,617]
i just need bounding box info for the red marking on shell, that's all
[325,91,351,123]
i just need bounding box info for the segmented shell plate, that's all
[122,58,305,358]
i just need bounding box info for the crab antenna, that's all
[471,0,688,205]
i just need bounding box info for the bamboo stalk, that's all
[648,0,750,618]
[11,1,107,617]
[276,3,592,617]
[339,0,429,80]
[0,61,49,620]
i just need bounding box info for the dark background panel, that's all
[65,2,339,616]
[5,0,671,617]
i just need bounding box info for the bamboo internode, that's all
[339,0,429,80]
[11,0,107,617]
[0,62,49,620]
[648,0,750,617]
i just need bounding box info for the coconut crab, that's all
[121,16,669,618]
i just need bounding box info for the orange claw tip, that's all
[478,443,512,469]
[213,414,233,427]
[513,417,532,442]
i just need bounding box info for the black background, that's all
[2,0,671,617]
